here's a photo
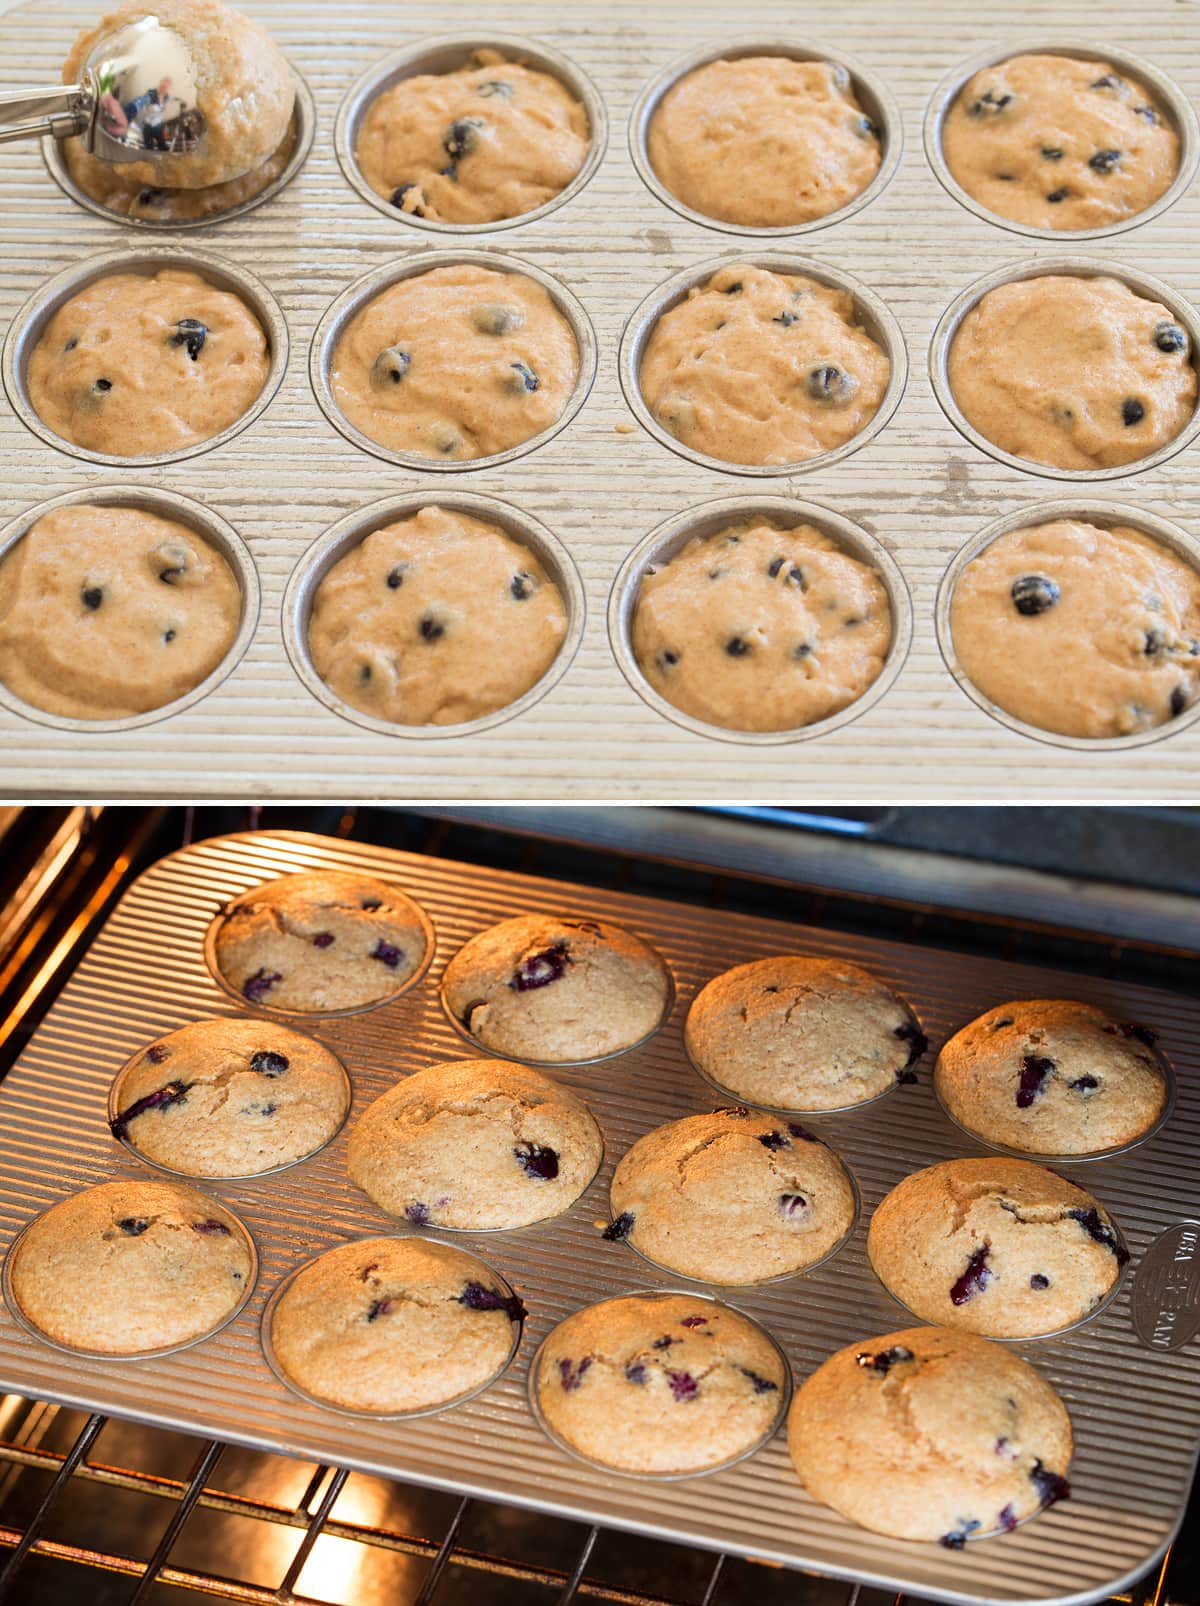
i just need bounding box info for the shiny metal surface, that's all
[0,828,1196,1605]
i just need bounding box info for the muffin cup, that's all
[935,497,1200,751]
[282,489,586,739]
[923,41,1200,243]
[2,1186,258,1360]
[629,38,901,237]
[335,33,608,232]
[0,484,260,736]
[929,257,1200,481]
[607,494,912,746]
[619,252,907,477]
[203,888,437,1022]
[260,1236,524,1417]
[1,246,289,469]
[42,64,316,231]
[527,1288,791,1480]
[309,249,597,471]
[106,1029,353,1182]
[437,918,675,1068]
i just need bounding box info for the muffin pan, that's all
[2,0,1200,797]
[0,829,1197,1604]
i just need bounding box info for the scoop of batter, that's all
[330,263,579,461]
[951,518,1200,738]
[63,0,293,190]
[948,274,1197,470]
[27,267,271,458]
[648,56,882,227]
[0,503,241,720]
[943,54,1178,232]
[355,48,589,225]
[632,519,891,732]
[640,263,890,466]
[308,504,568,725]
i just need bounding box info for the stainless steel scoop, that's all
[0,15,205,162]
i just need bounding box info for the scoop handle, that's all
[0,84,88,144]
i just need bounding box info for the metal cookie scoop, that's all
[0,15,205,162]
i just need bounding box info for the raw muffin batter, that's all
[441,913,671,1063]
[607,1106,856,1284]
[951,518,1200,738]
[331,263,579,461]
[308,504,567,726]
[534,1292,785,1474]
[648,56,882,227]
[685,955,927,1112]
[788,1326,1072,1545]
[632,518,891,732]
[935,999,1169,1157]
[63,0,294,190]
[640,264,890,466]
[348,1058,603,1230]
[867,1158,1126,1338]
[947,274,1197,471]
[0,502,240,720]
[943,54,1179,232]
[9,1178,253,1354]
[27,268,271,457]
[110,1017,350,1177]
[269,1236,523,1413]
[355,49,589,225]
[213,870,429,1012]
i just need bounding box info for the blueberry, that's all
[475,80,513,99]
[779,1193,808,1218]
[361,898,383,911]
[471,303,524,336]
[1046,188,1070,204]
[169,318,208,361]
[137,188,166,206]
[116,1217,150,1236]
[1010,573,1061,615]
[243,969,282,1003]
[667,1370,698,1401]
[1134,104,1159,124]
[774,310,798,327]
[794,642,813,659]
[444,117,484,160]
[245,1102,277,1116]
[1091,74,1123,90]
[722,281,743,295]
[312,931,335,948]
[371,939,404,968]
[419,614,445,642]
[1145,629,1165,657]
[940,1520,981,1549]
[146,1044,170,1065]
[1171,685,1188,718]
[758,1130,790,1151]
[995,1436,1015,1457]
[1088,149,1121,174]
[1040,146,1065,161]
[460,1281,526,1321]
[510,571,535,600]
[1017,1053,1055,1108]
[558,1356,592,1390]
[725,636,751,657]
[625,1362,648,1384]
[1030,1460,1071,1508]
[162,629,176,645]
[1104,1021,1158,1047]
[372,346,411,387]
[1069,1074,1099,1091]
[807,365,855,403]
[154,543,189,585]
[652,1334,678,1351]
[406,1201,430,1226]
[94,378,113,393]
[950,1243,993,1305]
[1031,1273,1051,1290]
[1068,1207,1129,1264]
[358,663,373,686]
[389,183,425,217]
[510,940,571,991]
[602,1211,634,1241]
[1154,322,1188,355]
[64,337,78,352]
[991,1016,1014,1030]
[998,1504,1019,1533]
[679,1315,708,1328]
[894,1020,929,1066]
[82,586,103,611]
[110,1078,194,1140]
[739,1367,778,1394]
[366,1298,393,1321]
[856,114,879,139]
[656,649,679,671]
[192,1218,231,1236]
[1123,398,1146,426]
[514,1141,559,1180]
[855,1345,913,1374]
[767,556,786,577]
[507,361,539,394]
[250,1050,289,1077]
[969,90,1012,116]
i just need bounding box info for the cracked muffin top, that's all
[685,955,927,1112]
[9,1178,253,1354]
[347,1057,603,1231]
[943,54,1179,232]
[935,998,1169,1156]
[789,1325,1072,1545]
[867,1157,1126,1338]
[441,913,671,1063]
[606,1105,856,1284]
[110,1017,349,1177]
[269,1235,524,1413]
[535,1291,785,1474]
[213,870,430,1013]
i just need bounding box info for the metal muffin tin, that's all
[0,829,1197,1606]
[3,0,1200,798]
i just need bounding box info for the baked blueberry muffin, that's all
[212,870,430,1013]
[648,56,882,227]
[947,274,1196,471]
[355,49,590,225]
[788,1325,1072,1544]
[685,956,926,1112]
[534,1292,785,1474]
[8,1178,253,1354]
[640,263,890,467]
[441,913,671,1063]
[606,1106,855,1284]
[110,1017,350,1177]
[935,999,1169,1156]
[347,1058,603,1230]
[942,54,1178,232]
[867,1157,1126,1337]
[268,1235,523,1413]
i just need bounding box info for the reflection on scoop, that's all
[85,16,206,162]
